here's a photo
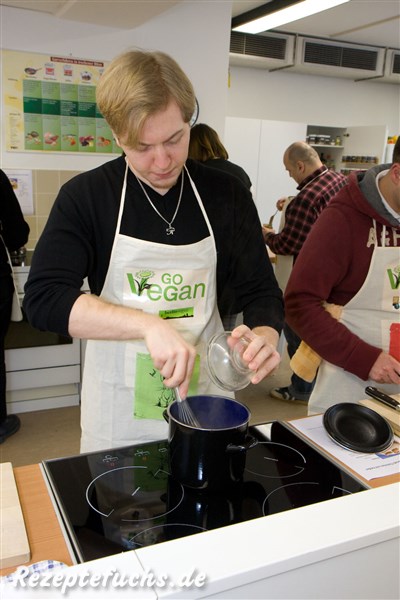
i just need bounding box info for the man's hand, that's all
[368,352,400,384]
[230,324,281,385]
[262,225,275,242]
[144,318,197,399]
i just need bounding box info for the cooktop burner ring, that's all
[86,466,184,522]
[245,441,306,479]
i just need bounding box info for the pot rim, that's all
[167,395,251,431]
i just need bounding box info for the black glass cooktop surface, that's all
[42,422,367,563]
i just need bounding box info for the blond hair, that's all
[96,49,196,148]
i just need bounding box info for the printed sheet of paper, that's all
[3,169,34,215]
[289,414,400,481]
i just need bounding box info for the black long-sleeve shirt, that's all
[0,169,30,278]
[24,157,283,337]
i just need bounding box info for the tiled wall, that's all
[25,170,82,248]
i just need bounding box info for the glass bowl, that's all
[206,331,253,392]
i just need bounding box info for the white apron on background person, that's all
[273,197,294,293]
[80,164,227,453]
[309,221,400,415]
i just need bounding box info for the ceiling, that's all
[1,0,399,49]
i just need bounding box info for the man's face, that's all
[283,153,303,185]
[118,100,190,193]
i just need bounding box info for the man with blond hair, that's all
[24,49,283,452]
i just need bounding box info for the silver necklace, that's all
[136,171,184,235]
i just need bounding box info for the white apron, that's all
[274,197,294,293]
[80,164,227,452]
[309,220,400,415]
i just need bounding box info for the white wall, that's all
[0,1,232,169]
[2,2,399,172]
[227,65,400,134]
[225,66,398,220]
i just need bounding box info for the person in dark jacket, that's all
[0,169,30,443]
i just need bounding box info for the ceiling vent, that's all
[291,36,385,79]
[229,31,295,69]
[380,49,400,83]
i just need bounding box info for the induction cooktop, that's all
[42,421,367,563]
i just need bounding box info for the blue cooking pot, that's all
[164,395,257,491]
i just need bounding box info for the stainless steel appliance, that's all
[5,250,81,413]
[42,421,367,563]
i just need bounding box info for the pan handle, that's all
[226,435,257,453]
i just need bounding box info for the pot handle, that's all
[226,434,257,453]
[163,409,169,423]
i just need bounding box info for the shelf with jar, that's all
[340,155,379,175]
[306,126,347,171]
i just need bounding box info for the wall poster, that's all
[2,49,120,154]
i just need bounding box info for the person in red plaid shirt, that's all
[262,141,347,404]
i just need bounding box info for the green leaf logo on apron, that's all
[134,353,200,420]
[127,270,155,296]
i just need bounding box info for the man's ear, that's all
[113,132,121,147]
[390,163,400,184]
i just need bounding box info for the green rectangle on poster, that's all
[60,83,78,102]
[78,85,96,103]
[61,116,78,151]
[95,118,114,153]
[24,114,43,150]
[78,102,96,118]
[41,81,60,100]
[23,79,42,99]
[60,100,78,117]
[23,96,42,114]
[42,115,61,151]
[42,98,61,115]
[78,118,96,151]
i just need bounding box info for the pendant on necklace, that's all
[166,225,175,235]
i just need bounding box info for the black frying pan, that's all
[323,403,393,453]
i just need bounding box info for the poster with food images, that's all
[2,49,120,154]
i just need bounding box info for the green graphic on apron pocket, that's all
[134,353,200,420]
[159,307,194,319]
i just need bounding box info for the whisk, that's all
[266,208,279,227]
[174,387,200,427]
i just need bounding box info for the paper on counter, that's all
[289,414,400,481]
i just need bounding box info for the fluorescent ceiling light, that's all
[232,0,351,34]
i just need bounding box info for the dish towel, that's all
[1,560,68,584]
[289,302,343,382]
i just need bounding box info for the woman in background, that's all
[189,123,253,330]
[189,123,252,190]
